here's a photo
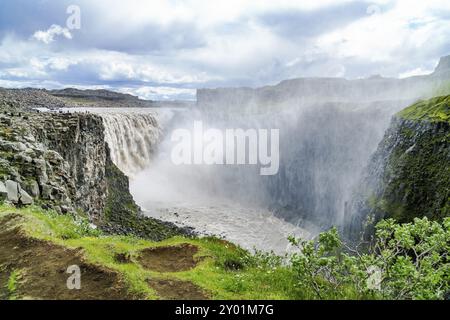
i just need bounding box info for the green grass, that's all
[3,204,439,300]
[398,95,450,122]
[7,270,20,300]
[0,204,306,300]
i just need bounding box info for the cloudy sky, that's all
[0,0,449,100]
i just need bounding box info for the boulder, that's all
[24,135,36,143]
[15,142,27,152]
[23,180,40,197]
[5,180,19,203]
[19,188,33,205]
[41,184,54,200]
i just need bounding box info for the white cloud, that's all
[83,0,359,29]
[47,57,76,71]
[32,24,72,44]
[314,0,450,77]
[91,51,212,84]
[118,86,196,101]
[1,0,450,98]
[399,67,434,78]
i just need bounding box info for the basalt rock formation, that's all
[0,103,185,240]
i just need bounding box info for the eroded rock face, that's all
[0,110,114,219]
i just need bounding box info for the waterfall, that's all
[101,113,161,177]
[73,101,403,251]
[94,100,409,236]
[180,100,412,231]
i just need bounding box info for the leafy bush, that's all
[289,217,450,300]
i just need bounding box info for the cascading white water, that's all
[101,113,161,177]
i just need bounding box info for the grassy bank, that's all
[0,204,303,300]
[0,204,448,300]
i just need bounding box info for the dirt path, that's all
[0,214,133,300]
[137,243,211,299]
[137,243,199,272]
[148,278,209,300]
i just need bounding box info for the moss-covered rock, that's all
[348,95,450,238]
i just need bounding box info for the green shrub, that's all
[288,217,450,300]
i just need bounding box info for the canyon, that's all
[0,57,448,300]
[0,56,449,251]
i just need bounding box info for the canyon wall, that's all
[193,56,450,231]
[347,95,449,239]
[0,106,185,240]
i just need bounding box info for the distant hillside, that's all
[50,88,142,101]
[0,88,193,110]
